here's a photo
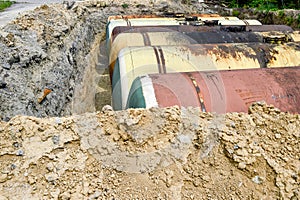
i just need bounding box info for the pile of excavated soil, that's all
[0,1,299,199]
[0,103,299,199]
[0,0,207,121]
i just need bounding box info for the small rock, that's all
[252,176,264,184]
[7,54,20,65]
[59,192,71,200]
[16,149,24,156]
[55,117,62,125]
[46,163,54,172]
[0,80,7,89]
[10,164,16,170]
[50,189,60,199]
[0,173,8,183]
[275,133,281,139]
[238,162,246,169]
[2,62,10,70]
[28,176,36,185]
[45,172,58,183]
[52,135,60,145]
[102,105,113,112]
[177,134,192,144]
[236,148,248,157]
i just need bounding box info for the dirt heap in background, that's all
[0,0,207,121]
[0,103,299,199]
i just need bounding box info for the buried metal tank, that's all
[107,13,222,22]
[106,18,184,49]
[109,30,264,78]
[105,16,256,49]
[109,30,300,78]
[126,67,300,114]
[111,43,300,110]
[111,25,293,42]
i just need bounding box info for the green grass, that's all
[0,0,13,11]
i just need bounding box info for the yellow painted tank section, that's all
[269,44,300,67]
[109,32,197,76]
[290,32,300,42]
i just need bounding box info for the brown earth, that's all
[0,1,299,199]
[0,103,299,199]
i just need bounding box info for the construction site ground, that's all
[0,1,299,199]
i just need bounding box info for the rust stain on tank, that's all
[145,67,300,113]
[108,15,160,21]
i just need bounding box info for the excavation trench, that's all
[0,4,115,120]
[72,33,112,114]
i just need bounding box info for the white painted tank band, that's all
[140,75,158,109]
[119,48,129,109]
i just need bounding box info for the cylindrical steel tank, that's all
[107,13,222,22]
[106,17,260,49]
[106,18,184,49]
[111,25,293,41]
[111,43,300,110]
[109,30,300,78]
[126,67,300,114]
[109,30,261,78]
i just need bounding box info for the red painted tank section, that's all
[149,67,300,113]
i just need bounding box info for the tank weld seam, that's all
[187,73,207,112]
[157,46,166,73]
[153,46,163,73]
[125,18,131,26]
[142,32,151,46]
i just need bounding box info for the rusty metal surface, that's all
[110,42,300,79]
[107,14,221,22]
[112,43,300,110]
[135,67,300,113]
[109,31,265,77]
[108,15,160,22]
[111,25,293,42]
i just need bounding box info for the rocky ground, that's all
[0,0,299,199]
[0,103,299,199]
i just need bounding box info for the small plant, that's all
[232,10,240,17]
[285,16,294,26]
[0,0,13,11]
[121,3,129,9]
[278,10,284,18]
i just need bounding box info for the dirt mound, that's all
[0,0,206,121]
[0,103,299,199]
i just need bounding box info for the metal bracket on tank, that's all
[263,32,291,44]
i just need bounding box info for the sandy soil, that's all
[0,103,299,199]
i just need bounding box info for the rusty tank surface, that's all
[106,16,260,47]
[111,43,300,110]
[111,25,293,41]
[107,13,222,22]
[109,31,300,78]
[126,67,300,114]
[109,31,263,77]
